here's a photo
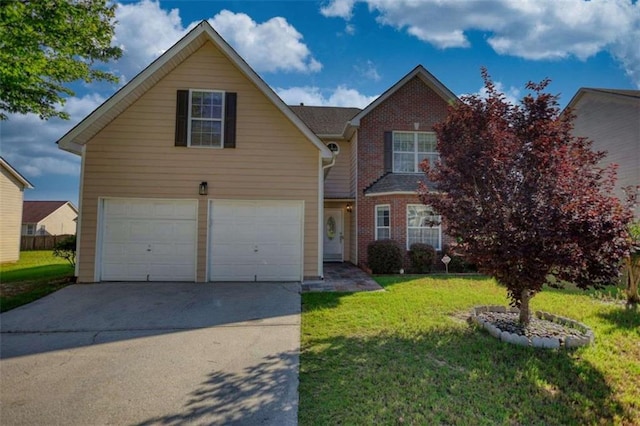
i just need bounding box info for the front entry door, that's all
[323,208,343,262]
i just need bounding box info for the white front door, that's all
[209,200,304,281]
[323,208,343,262]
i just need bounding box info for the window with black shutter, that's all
[175,90,237,148]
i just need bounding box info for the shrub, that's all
[408,243,436,273]
[367,239,404,274]
[442,244,477,273]
[53,235,76,267]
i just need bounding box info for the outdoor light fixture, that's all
[199,181,208,196]
[346,203,353,213]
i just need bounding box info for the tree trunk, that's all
[519,289,531,326]
[626,256,640,308]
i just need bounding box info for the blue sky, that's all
[2,0,639,207]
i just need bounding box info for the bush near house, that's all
[408,243,436,273]
[367,239,404,274]
[53,235,77,267]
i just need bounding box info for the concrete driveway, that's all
[0,282,301,425]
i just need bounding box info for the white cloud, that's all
[209,10,322,73]
[112,2,323,79]
[321,0,640,87]
[344,24,356,35]
[0,94,105,178]
[320,0,357,19]
[276,85,378,108]
[355,60,381,81]
[461,81,521,106]
[113,0,185,81]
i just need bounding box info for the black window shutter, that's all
[175,90,189,147]
[384,131,393,173]
[224,92,237,148]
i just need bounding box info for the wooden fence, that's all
[20,234,74,251]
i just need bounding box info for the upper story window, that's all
[393,131,438,173]
[326,142,340,154]
[175,90,236,149]
[189,90,224,147]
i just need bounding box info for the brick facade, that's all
[356,76,451,268]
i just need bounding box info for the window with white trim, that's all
[407,205,441,250]
[189,90,224,147]
[24,224,36,235]
[393,131,438,173]
[375,205,390,240]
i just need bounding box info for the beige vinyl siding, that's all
[572,92,640,217]
[78,41,320,282]
[324,140,352,198]
[0,168,25,263]
[37,204,77,236]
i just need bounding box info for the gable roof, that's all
[1,157,33,189]
[566,87,640,109]
[57,21,333,161]
[348,65,458,129]
[22,201,77,223]
[289,106,361,137]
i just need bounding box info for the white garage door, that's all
[209,200,303,282]
[100,199,197,281]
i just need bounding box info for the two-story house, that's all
[292,67,456,269]
[57,21,455,283]
[567,88,640,218]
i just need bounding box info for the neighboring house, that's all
[22,201,78,236]
[567,88,640,218]
[57,21,457,283]
[0,157,33,263]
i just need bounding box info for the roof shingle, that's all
[22,201,75,223]
[289,105,361,136]
[364,173,436,195]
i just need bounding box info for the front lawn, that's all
[0,251,74,312]
[300,275,639,425]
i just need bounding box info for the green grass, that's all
[0,251,74,312]
[300,275,640,425]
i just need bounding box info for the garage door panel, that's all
[210,200,303,282]
[101,199,197,282]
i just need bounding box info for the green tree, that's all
[53,235,76,267]
[0,0,122,120]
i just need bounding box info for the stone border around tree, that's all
[469,305,594,349]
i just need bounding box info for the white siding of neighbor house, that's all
[572,92,640,218]
[77,41,321,282]
[35,204,77,236]
[0,167,25,263]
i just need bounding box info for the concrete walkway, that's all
[302,262,383,293]
[0,282,300,426]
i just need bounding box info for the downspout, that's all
[318,152,337,280]
[322,152,337,178]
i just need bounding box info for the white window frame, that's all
[24,224,36,235]
[187,89,225,148]
[406,204,441,250]
[375,204,391,240]
[392,131,438,173]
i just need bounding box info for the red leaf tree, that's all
[420,69,633,325]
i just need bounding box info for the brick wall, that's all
[356,76,451,267]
